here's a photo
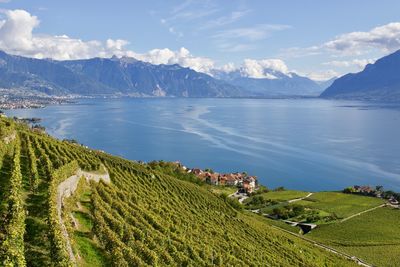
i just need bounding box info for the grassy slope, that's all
[0,118,356,266]
[308,207,400,267]
[296,192,385,218]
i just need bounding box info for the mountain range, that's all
[0,50,327,98]
[0,51,244,97]
[321,49,400,101]
[213,69,324,96]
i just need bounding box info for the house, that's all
[225,174,238,186]
[203,172,219,185]
[359,186,374,194]
[219,175,227,185]
[188,166,258,193]
[243,177,257,193]
[189,168,203,175]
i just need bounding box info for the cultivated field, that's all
[254,190,310,202]
[308,206,400,267]
[296,192,385,219]
[0,118,356,266]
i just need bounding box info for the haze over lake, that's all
[6,98,400,191]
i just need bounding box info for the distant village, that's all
[180,164,258,194]
[0,89,73,110]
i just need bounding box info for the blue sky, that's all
[1,0,400,80]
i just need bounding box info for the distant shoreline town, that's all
[0,89,75,109]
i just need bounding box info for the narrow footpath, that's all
[340,203,386,223]
[287,192,313,203]
[57,166,110,265]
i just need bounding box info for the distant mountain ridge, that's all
[213,69,325,97]
[0,50,329,98]
[321,50,400,101]
[0,51,242,97]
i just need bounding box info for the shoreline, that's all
[3,99,400,193]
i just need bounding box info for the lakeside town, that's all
[172,161,258,194]
[0,88,75,110]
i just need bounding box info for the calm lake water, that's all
[5,98,400,191]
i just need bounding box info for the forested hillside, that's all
[0,118,355,266]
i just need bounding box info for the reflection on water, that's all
[5,98,400,191]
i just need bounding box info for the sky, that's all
[1,0,400,80]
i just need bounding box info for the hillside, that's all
[321,50,400,101]
[0,118,357,266]
[0,51,242,97]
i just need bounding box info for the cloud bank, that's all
[239,59,289,79]
[323,22,400,55]
[1,9,400,82]
[0,9,215,73]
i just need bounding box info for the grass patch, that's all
[244,190,310,211]
[248,190,310,202]
[308,207,400,267]
[73,211,93,233]
[74,232,109,267]
[296,192,384,219]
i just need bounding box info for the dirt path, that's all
[340,204,386,223]
[287,192,313,203]
[270,225,372,267]
[229,190,249,203]
[57,166,110,265]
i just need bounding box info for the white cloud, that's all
[217,43,256,52]
[218,58,290,79]
[0,9,128,60]
[219,62,237,73]
[199,10,251,30]
[168,26,183,38]
[0,9,215,74]
[284,22,400,58]
[213,24,291,42]
[213,24,291,52]
[323,58,375,68]
[135,47,215,74]
[294,70,339,81]
[0,9,39,52]
[323,22,400,55]
[241,58,289,79]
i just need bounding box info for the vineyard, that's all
[0,117,356,266]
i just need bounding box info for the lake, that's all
[5,98,400,191]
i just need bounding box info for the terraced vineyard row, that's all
[0,118,356,266]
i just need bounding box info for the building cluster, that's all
[187,167,257,193]
[351,185,375,194]
[0,90,72,110]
